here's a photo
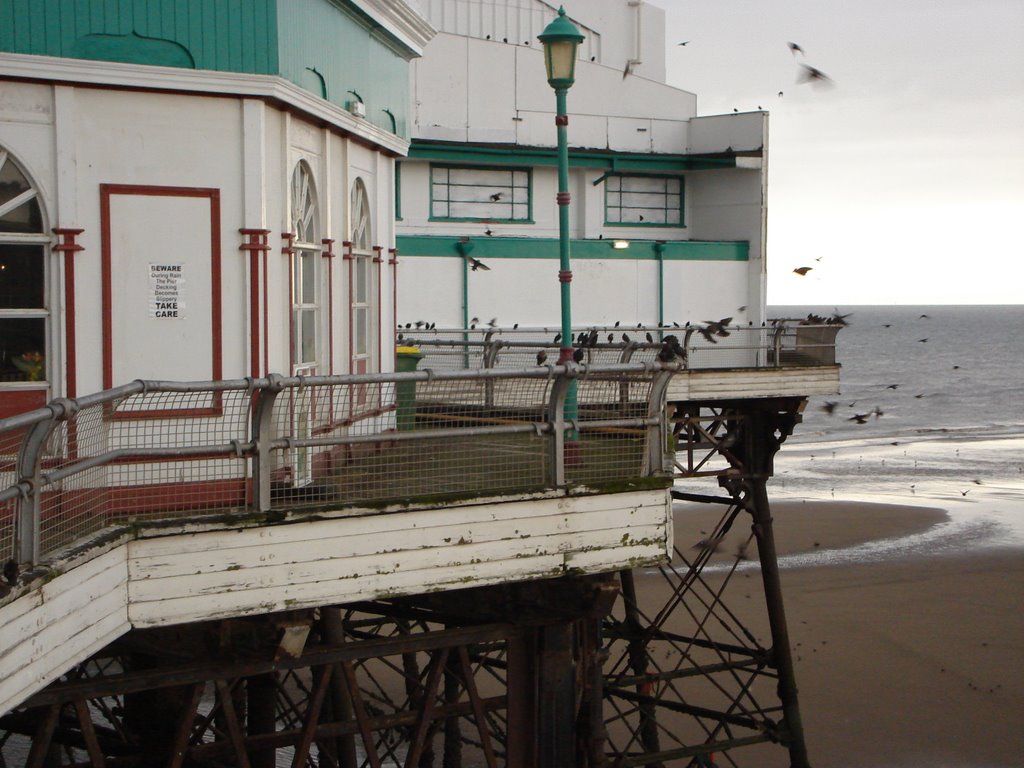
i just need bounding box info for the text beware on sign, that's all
[148,263,186,318]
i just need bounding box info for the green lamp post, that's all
[539,7,584,443]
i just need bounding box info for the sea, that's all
[763,304,1024,562]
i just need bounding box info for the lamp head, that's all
[538,7,585,90]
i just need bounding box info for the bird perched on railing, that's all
[657,335,686,362]
[536,350,547,365]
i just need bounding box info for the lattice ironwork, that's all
[0,607,516,768]
[604,498,783,767]
[599,398,811,767]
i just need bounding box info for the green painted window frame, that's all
[428,164,533,223]
[604,174,684,228]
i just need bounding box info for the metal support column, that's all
[749,475,811,768]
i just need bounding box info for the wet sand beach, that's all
[638,499,1024,767]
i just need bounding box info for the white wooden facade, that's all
[0,486,670,714]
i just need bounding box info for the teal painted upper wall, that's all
[0,0,279,73]
[0,0,411,137]
[276,0,411,137]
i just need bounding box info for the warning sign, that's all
[149,263,186,318]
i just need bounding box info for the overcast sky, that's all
[648,0,1024,306]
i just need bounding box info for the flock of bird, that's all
[817,312,941,426]
[671,39,835,112]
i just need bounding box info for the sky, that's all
[647,0,1024,306]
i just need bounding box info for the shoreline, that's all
[642,496,1024,766]
[672,497,950,561]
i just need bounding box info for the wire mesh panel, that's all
[0,496,14,565]
[273,377,556,509]
[567,372,655,486]
[1,365,672,567]
[34,389,254,556]
[399,322,840,374]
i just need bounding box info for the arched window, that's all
[291,161,320,372]
[350,178,375,373]
[0,148,48,384]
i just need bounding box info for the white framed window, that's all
[291,161,320,372]
[605,174,684,226]
[0,148,48,384]
[350,178,375,374]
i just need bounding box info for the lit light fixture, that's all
[612,240,630,250]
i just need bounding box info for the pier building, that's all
[1,2,839,766]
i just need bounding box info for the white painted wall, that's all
[0,61,403,401]
[397,254,758,329]
[402,2,769,331]
[412,32,695,151]
[414,0,667,83]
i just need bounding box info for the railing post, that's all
[251,375,284,513]
[15,399,76,565]
[646,370,675,477]
[547,369,572,486]
[483,340,501,407]
[776,324,788,367]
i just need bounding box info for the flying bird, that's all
[697,326,719,344]
[623,59,637,78]
[489,192,503,201]
[484,227,494,236]
[788,41,804,56]
[821,400,838,415]
[468,257,490,271]
[704,318,733,337]
[798,64,834,86]
[793,266,813,276]
[918,338,929,343]
[886,384,899,390]
[848,413,870,425]
[677,41,690,46]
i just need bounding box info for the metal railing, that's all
[396,320,842,371]
[0,364,677,573]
